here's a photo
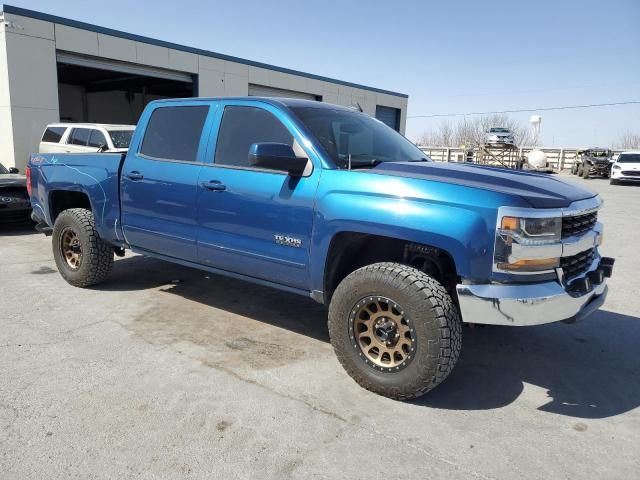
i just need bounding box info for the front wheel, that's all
[571,163,578,175]
[52,208,114,287]
[582,164,590,179]
[328,263,462,400]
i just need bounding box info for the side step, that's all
[31,211,52,236]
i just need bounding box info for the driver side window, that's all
[214,106,293,168]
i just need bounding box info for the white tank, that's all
[527,149,547,168]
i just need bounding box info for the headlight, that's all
[612,164,621,170]
[494,216,561,272]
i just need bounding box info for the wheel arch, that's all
[48,189,93,224]
[321,230,461,304]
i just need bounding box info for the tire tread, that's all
[328,262,462,400]
[52,208,113,287]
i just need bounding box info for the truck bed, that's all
[28,152,126,245]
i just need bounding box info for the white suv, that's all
[39,123,135,154]
[610,151,640,185]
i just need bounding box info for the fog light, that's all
[497,257,560,272]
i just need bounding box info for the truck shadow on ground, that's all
[102,255,330,342]
[101,255,639,419]
[417,309,640,419]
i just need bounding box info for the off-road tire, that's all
[571,163,578,175]
[328,262,462,400]
[52,208,114,287]
[582,164,590,179]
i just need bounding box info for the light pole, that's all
[530,115,542,147]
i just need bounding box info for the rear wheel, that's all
[328,263,462,400]
[571,163,578,175]
[52,208,114,287]
[582,164,590,179]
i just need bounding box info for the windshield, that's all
[617,154,640,163]
[587,150,611,158]
[291,107,429,168]
[489,128,510,133]
[0,163,8,174]
[108,130,134,149]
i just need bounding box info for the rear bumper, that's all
[456,257,614,326]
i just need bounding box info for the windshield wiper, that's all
[348,158,384,169]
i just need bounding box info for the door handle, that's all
[201,180,226,191]
[126,171,144,181]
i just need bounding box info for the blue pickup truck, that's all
[27,97,614,399]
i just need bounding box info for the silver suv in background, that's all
[39,123,135,154]
[485,127,515,146]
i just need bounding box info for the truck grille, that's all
[562,211,597,238]
[621,170,640,176]
[561,248,595,280]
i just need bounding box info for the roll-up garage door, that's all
[375,105,400,131]
[56,52,193,83]
[248,84,320,101]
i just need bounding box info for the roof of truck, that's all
[151,97,359,111]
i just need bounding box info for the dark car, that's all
[0,163,32,224]
[572,148,612,179]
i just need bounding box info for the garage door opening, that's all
[56,54,195,125]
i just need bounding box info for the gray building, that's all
[0,5,408,171]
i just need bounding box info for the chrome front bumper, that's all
[456,257,614,326]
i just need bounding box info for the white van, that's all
[39,123,135,154]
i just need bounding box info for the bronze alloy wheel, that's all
[349,296,416,372]
[60,227,83,270]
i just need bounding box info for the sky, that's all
[10,0,640,147]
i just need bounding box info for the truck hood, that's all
[0,174,27,188]
[372,162,596,209]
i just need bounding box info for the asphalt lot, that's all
[1,173,639,479]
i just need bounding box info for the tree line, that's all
[418,114,640,149]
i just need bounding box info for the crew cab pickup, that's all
[27,97,614,400]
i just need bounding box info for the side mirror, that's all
[98,144,109,152]
[248,143,308,176]
[9,167,19,174]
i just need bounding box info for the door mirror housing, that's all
[98,144,109,152]
[248,143,308,176]
[8,167,19,174]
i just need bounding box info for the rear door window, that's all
[69,128,91,146]
[140,106,209,162]
[88,130,108,148]
[214,106,293,167]
[41,126,66,143]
